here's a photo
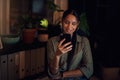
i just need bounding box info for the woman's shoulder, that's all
[48,35,60,42]
[77,35,89,42]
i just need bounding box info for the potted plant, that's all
[0,17,22,45]
[18,14,37,44]
[37,18,49,42]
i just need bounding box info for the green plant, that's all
[17,14,36,30]
[39,18,49,28]
[78,12,90,36]
[10,22,22,35]
[47,1,64,12]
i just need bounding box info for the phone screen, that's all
[60,34,71,45]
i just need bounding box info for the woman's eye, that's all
[64,21,69,24]
[64,20,78,26]
[72,22,77,26]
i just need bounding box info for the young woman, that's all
[47,9,93,80]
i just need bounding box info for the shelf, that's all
[0,39,47,55]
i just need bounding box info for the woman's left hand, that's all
[56,39,73,57]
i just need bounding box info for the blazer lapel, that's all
[69,35,83,70]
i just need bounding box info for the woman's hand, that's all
[56,39,73,57]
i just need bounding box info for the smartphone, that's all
[60,34,71,45]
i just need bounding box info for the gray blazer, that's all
[47,34,93,79]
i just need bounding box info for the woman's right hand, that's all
[55,38,73,57]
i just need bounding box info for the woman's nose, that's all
[67,23,71,29]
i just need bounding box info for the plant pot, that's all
[1,34,20,44]
[37,29,48,42]
[22,28,37,44]
[38,34,48,42]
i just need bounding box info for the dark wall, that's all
[69,0,120,67]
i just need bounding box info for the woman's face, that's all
[62,14,79,35]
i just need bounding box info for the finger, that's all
[58,38,65,47]
[63,45,73,53]
[62,42,72,48]
[64,45,73,50]
[63,47,72,53]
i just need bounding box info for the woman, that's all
[47,9,93,80]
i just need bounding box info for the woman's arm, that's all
[48,38,72,74]
[49,54,60,74]
[79,37,93,78]
[63,69,84,78]
[47,38,73,79]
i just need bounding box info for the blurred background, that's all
[0,0,120,80]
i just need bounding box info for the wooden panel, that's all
[8,53,16,80]
[19,51,25,79]
[25,50,31,77]
[15,52,20,80]
[0,0,10,34]
[0,55,8,80]
[30,49,37,75]
[36,47,45,73]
